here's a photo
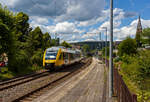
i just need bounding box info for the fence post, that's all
[132,94,137,102]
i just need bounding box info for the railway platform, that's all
[32,58,113,102]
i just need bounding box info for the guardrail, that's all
[102,58,137,102]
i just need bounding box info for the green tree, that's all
[0,5,53,73]
[60,41,72,48]
[135,32,141,47]
[0,5,14,29]
[0,5,18,71]
[118,37,137,56]
[141,28,150,45]
[43,32,51,50]
[0,22,9,55]
[26,27,44,66]
[9,12,31,72]
[121,51,150,101]
[50,39,58,46]
[29,27,44,50]
[82,44,90,55]
[102,47,109,57]
[15,12,30,41]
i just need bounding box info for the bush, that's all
[102,47,109,56]
[31,49,43,66]
[120,50,150,101]
[118,37,137,56]
[11,50,30,73]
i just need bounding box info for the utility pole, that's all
[55,32,57,40]
[109,0,114,98]
[99,32,101,41]
[105,28,107,66]
[99,32,102,50]
[102,27,107,66]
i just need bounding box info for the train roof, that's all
[46,46,81,54]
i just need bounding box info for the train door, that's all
[64,52,69,65]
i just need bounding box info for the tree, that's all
[43,32,51,50]
[82,44,90,55]
[118,37,137,56]
[102,47,109,57]
[141,28,150,45]
[60,41,72,48]
[0,5,14,29]
[26,27,44,66]
[135,32,142,47]
[15,12,30,41]
[0,22,9,55]
[0,5,18,71]
[29,27,44,50]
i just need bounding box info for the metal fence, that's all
[113,68,137,102]
[102,58,137,102]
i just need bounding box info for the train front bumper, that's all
[44,60,56,69]
[45,60,56,63]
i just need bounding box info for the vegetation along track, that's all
[0,70,49,91]
[0,58,92,102]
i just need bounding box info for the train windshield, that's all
[45,51,57,60]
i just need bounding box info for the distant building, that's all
[71,45,81,49]
[71,41,109,50]
[135,16,142,47]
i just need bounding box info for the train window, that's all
[64,53,68,60]
[45,52,57,60]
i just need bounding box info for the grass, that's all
[0,67,15,80]
[0,65,43,80]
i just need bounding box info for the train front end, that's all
[43,48,58,70]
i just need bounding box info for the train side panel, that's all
[55,49,64,67]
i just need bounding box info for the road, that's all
[32,58,106,102]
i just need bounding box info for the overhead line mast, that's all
[109,0,114,98]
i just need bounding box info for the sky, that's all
[1,0,150,42]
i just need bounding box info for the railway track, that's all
[0,58,92,102]
[0,71,49,91]
[15,58,92,102]
[0,70,47,83]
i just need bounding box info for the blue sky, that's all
[113,0,150,24]
[1,0,150,42]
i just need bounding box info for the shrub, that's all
[12,50,30,73]
[31,49,43,66]
[118,37,137,56]
[120,50,150,101]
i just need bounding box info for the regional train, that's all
[43,46,82,70]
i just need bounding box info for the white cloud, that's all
[82,33,96,39]
[1,0,106,22]
[46,22,84,34]
[1,0,18,7]
[1,0,142,42]
[55,0,105,22]
[30,16,49,27]
[84,39,95,41]
[111,19,150,40]
[77,9,109,27]
[28,7,143,42]
[77,8,136,27]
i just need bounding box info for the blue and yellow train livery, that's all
[43,46,82,70]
